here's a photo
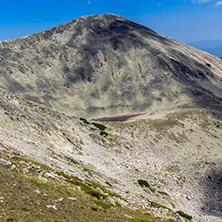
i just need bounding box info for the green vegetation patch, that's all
[150,202,171,211]
[100,130,108,136]
[64,156,80,165]
[129,218,152,222]
[85,179,125,201]
[176,211,192,220]
[158,191,169,196]
[11,156,51,172]
[80,117,90,124]
[92,122,107,131]
[56,172,106,200]
[94,200,111,209]
[0,154,177,221]
[138,179,150,188]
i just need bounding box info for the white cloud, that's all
[88,0,91,5]
[215,0,222,7]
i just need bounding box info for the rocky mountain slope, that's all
[0,14,222,221]
[0,14,222,118]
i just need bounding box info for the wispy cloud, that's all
[190,0,222,7]
[88,0,91,5]
[198,0,212,2]
[215,0,222,7]
[191,0,222,7]
[191,0,213,3]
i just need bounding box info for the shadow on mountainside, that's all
[66,14,222,113]
[202,167,222,217]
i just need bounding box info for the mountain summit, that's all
[0,14,221,117]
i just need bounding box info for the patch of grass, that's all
[63,176,106,200]
[0,153,176,222]
[91,207,98,211]
[64,156,80,165]
[30,178,50,190]
[176,211,192,220]
[158,191,169,196]
[58,171,127,204]
[85,180,125,201]
[94,200,111,209]
[56,171,71,180]
[11,156,51,171]
[138,180,150,188]
[129,218,152,222]
[115,201,121,207]
[150,202,171,211]
[80,139,84,145]
[149,187,156,193]
[6,218,15,222]
[87,190,105,200]
[92,122,107,131]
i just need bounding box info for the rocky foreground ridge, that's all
[0,14,222,221]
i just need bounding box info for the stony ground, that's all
[0,152,181,222]
[0,88,221,221]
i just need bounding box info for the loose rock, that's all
[105,197,116,206]
[68,197,77,201]
[0,158,12,168]
[46,204,57,210]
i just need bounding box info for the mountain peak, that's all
[0,14,221,117]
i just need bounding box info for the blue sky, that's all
[0,0,221,43]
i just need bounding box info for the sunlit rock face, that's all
[0,14,221,117]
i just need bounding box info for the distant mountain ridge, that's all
[189,39,222,57]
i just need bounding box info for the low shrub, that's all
[100,131,108,136]
[80,118,90,124]
[138,179,150,188]
[92,122,107,130]
[94,200,111,209]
